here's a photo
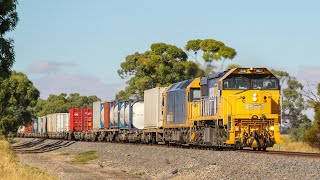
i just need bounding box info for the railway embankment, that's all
[0,138,56,180]
[13,138,320,180]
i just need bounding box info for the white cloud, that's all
[32,73,126,101]
[28,60,76,74]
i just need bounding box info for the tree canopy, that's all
[35,93,101,117]
[0,0,19,79]
[271,69,308,130]
[185,39,237,74]
[226,64,242,70]
[0,71,39,137]
[117,43,204,99]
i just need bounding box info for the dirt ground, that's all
[18,152,140,180]
[14,138,320,180]
[15,138,139,180]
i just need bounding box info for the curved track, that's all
[13,139,75,154]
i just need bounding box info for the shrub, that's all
[290,122,312,142]
[304,124,320,148]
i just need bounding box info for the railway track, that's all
[238,149,320,158]
[12,138,46,149]
[13,139,76,154]
[14,138,320,159]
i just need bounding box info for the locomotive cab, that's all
[221,68,282,150]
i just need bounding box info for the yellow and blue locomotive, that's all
[162,67,282,150]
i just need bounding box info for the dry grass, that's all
[268,135,320,153]
[0,139,57,180]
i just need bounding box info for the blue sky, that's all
[9,0,320,101]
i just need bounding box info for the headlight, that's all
[253,97,258,102]
[253,93,257,97]
[269,126,274,131]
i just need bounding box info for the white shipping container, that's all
[119,102,126,128]
[132,101,144,129]
[93,101,101,129]
[38,116,46,133]
[125,103,130,128]
[46,114,57,132]
[56,113,70,132]
[18,126,25,133]
[144,87,167,128]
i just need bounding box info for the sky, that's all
[8,0,320,101]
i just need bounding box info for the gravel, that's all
[14,138,320,180]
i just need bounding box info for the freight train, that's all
[18,67,282,150]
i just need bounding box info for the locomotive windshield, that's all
[223,74,279,90]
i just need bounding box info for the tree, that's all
[271,69,307,129]
[226,64,242,70]
[270,69,289,86]
[0,71,40,137]
[117,43,204,100]
[185,39,236,74]
[304,83,320,148]
[0,0,19,78]
[35,93,101,117]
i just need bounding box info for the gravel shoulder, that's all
[14,138,320,180]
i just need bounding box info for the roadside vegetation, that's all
[269,135,320,153]
[72,150,98,164]
[0,139,56,180]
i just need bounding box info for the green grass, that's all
[72,150,98,164]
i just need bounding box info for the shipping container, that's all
[46,114,57,132]
[144,87,167,128]
[124,100,144,129]
[56,113,70,132]
[131,101,144,129]
[100,102,105,128]
[24,122,34,133]
[103,102,110,128]
[18,126,25,133]
[109,102,114,128]
[38,116,46,133]
[113,101,119,127]
[125,102,130,128]
[93,101,101,129]
[69,108,93,132]
[119,101,126,129]
[34,119,39,133]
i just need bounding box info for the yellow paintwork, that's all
[190,68,282,147]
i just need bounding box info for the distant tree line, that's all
[35,93,101,117]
